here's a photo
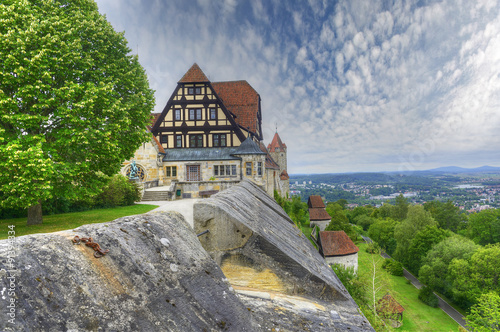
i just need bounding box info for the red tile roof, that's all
[377,294,405,315]
[211,80,260,135]
[259,141,280,169]
[280,170,289,180]
[178,63,209,83]
[309,208,331,221]
[308,195,325,208]
[151,133,165,154]
[267,132,287,152]
[151,113,161,127]
[319,231,359,256]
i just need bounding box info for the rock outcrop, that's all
[0,180,373,331]
[0,212,255,331]
[194,180,373,331]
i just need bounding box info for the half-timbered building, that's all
[121,64,289,199]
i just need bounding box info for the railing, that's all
[143,180,159,189]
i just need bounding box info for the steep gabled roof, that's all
[308,195,325,208]
[377,294,405,315]
[319,231,359,256]
[178,63,210,83]
[309,208,331,221]
[234,136,266,155]
[280,170,290,180]
[211,81,261,138]
[267,132,287,152]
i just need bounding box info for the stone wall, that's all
[121,138,163,185]
[325,253,359,273]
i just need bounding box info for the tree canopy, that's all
[0,0,155,222]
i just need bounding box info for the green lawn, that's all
[357,242,461,332]
[0,204,158,239]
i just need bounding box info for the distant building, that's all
[308,195,331,230]
[317,231,359,272]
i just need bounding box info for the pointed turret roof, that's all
[267,132,287,152]
[233,136,266,155]
[178,63,210,83]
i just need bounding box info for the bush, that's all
[365,241,381,254]
[382,258,404,276]
[96,175,140,208]
[418,286,439,307]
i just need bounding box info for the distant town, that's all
[289,167,500,213]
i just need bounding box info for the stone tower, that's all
[267,131,289,196]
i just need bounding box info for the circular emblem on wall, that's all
[126,163,146,182]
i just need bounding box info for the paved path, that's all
[361,236,468,329]
[136,199,200,227]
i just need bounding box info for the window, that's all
[175,109,181,120]
[214,164,237,177]
[196,108,202,120]
[160,135,168,144]
[189,109,195,120]
[175,135,182,148]
[165,166,177,178]
[188,87,201,95]
[188,87,194,95]
[190,134,203,148]
[213,134,227,147]
[187,165,200,181]
[210,108,217,120]
[195,87,201,94]
[189,108,202,120]
[257,162,262,176]
[246,162,252,176]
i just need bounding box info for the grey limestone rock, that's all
[0,212,256,331]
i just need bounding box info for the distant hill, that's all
[427,166,500,173]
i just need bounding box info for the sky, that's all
[95,0,500,174]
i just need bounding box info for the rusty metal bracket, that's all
[72,236,109,258]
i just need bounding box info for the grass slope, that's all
[0,204,158,239]
[357,242,460,331]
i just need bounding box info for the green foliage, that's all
[448,244,500,309]
[393,194,409,221]
[0,0,155,219]
[393,205,437,264]
[466,292,500,332]
[332,264,369,307]
[347,205,374,224]
[368,218,398,255]
[354,214,376,231]
[326,202,343,216]
[467,209,500,246]
[405,226,450,274]
[418,235,479,298]
[366,241,381,254]
[325,209,356,239]
[382,258,404,276]
[418,286,439,308]
[424,200,466,232]
[96,175,140,207]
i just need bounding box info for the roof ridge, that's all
[178,63,210,83]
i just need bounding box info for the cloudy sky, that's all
[95,0,500,174]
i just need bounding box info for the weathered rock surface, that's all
[0,212,256,331]
[194,180,374,331]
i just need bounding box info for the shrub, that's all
[365,241,381,254]
[96,175,140,208]
[382,258,404,276]
[418,286,439,307]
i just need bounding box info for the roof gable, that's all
[268,132,287,152]
[178,63,209,83]
[309,208,331,221]
[308,195,325,208]
[211,81,261,139]
[319,231,359,256]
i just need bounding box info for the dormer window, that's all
[187,87,202,95]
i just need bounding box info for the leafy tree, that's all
[368,218,398,255]
[424,200,466,232]
[405,226,450,274]
[325,210,355,239]
[418,286,439,308]
[467,209,500,246]
[393,205,437,263]
[347,205,374,224]
[466,292,500,332]
[418,235,479,297]
[392,194,409,221]
[354,214,376,231]
[326,202,343,216]
[449,244,500,308]
[0,0,155,224]
[370,203,393,220]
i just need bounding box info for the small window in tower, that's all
[231,165,237,176]
[214,165,219,176]
[257,162,262,176]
